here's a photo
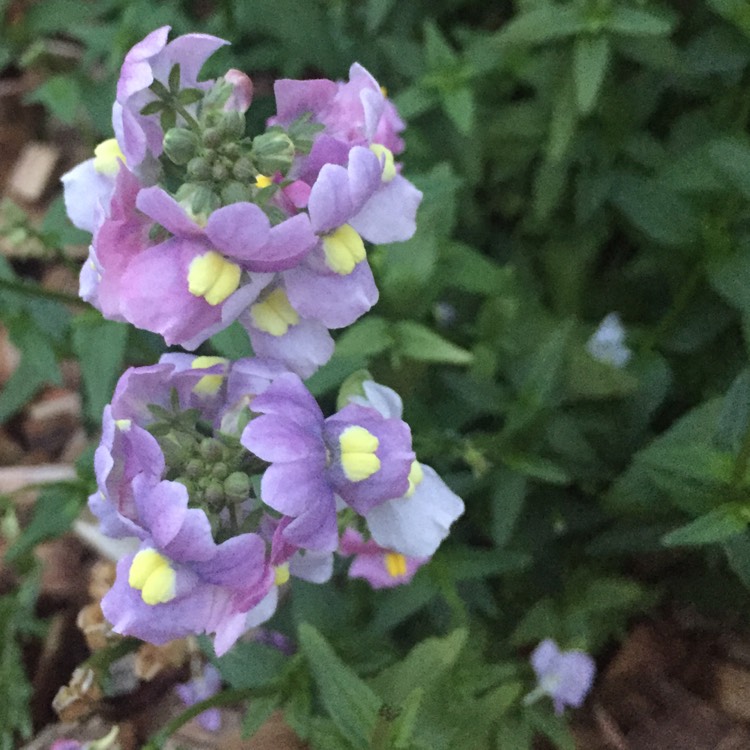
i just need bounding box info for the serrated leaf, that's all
[498,6,586,45]
[393,321,472,364]
[370,629,467,705]
[662,507,747,547]
[298,623,381,748]
[573,35,610,114]
[606,7,675,36]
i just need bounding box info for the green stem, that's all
[640,264,702,354]
[0,275,87,307]
[143,686,262,749]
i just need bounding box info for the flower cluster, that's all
[64,27,463,658]
[62,26,421,377]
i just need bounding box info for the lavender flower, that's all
[242,372,415,551]
[339,528,427,589]
[526,639,596,715]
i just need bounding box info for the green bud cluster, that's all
[147,407,266,524]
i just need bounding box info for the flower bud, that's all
[232,156,255,182]
[224,471,251,503]
[211,161,230,182]
[224,69,253,112]
[185,458,204,479]
[163,127,199,165]
[204,480,225,507]
[187,156,213,181]
[190,185,221,217]
[202,127,223,149]
[200,437,224,462]
[218,110,245,140]
[211,462,229,480]
[252,129,295,176]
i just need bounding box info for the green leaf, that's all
[496,715,533,749]
[390,687,424,749]
[432,548,531,581]
[662,507,747,547]
[491,468,528,547]
[526,705,576,750]
[335,316,393,360]
[424,20,458,69]
[72,313,128,423]
[724,535,750,589]
[209,321,252,359]
[366,0,396,33]
[708,137,750,200]
[393,321,472,364]
[606,7,676,36]
[498,6,586,46]
[573,35,610,114]
[26,75,81,124]
[5,484,84,562]
[0,320,61,422]
[547,68,577,161]
[298,623,381,748]
[370,629,467,705]
[611,174,700,247]
[441,87,475,135]
[212,641,287,689]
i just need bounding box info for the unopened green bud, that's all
[190,185,221,217]
[212,462,229,480]
[163,127,199,165]
[185,458,204,479]
[219,110,245,140]
[211,161,230,182]
[222,143,242,160]
[187,156,213,181]
[221,181,251,204]
[200,437,223,462]
[203,127,223,149]
[252,129,295,176]
[224,471,251,503]
[232,156,255,182]
[205,480,225,507]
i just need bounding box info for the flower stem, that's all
[0,275,86,307]
[143,686,263,749]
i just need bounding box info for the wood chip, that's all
[7,141,61,204]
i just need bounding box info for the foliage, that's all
[3,0,750,747]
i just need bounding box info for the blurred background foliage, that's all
[3,0,750,747]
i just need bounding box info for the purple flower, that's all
[241,372,415,551]
[175,663,223,732]
[272,63,405,157]
[350,381,465,557]
[586,312,631,368]
[528,639,596,715]
[114,26,227,170]
[339,528,427,589]
[101,477,273,654]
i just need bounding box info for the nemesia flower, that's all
[350,381,465,557]
[340,528,427,588]
[175,663,223,731]
[586,312,631,368]
[242,372,415,551]
[114,25,227,170]
[526,639,596,715]
[51,727,119,750]
[90,356,290,654]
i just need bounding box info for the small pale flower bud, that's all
[218,110,245,140]
[211,462,229,480]
[252,130,295,176]
[204,480,225,507]
[232,156,255,182]
[200,437,223,462]
[224,471,251,503]
[202,127,223,149]
[221,181,251,204]
[211,161,229,182]
[187,156,213,181]
[163,127,199,165]
[185,458,204,479]
[224,68,253,112]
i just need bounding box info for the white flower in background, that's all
[586,312,631,368]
